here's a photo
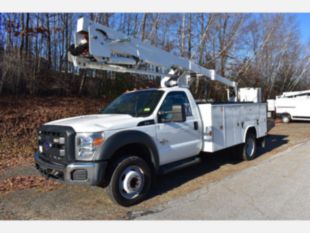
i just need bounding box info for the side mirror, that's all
[158,104,186,123]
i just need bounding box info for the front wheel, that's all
[282,114,291,123]
[107,156,152,206]
[241,132,257,161]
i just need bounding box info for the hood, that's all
[45,114,143,132]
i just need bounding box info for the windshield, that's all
[101,90,164,117]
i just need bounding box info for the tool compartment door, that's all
[224,105,242,147]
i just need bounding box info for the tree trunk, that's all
[150,14,160,45]
[0,69,8,95]
[198,14,214,64]
[20,13,25,55]
[219,15,228,77]
[180,14,186,57]
[45,13,52,69]
[141,13,148,41]
[79,70,87,95]
[25,13,30,56]
[103,13,110,26]
[187,14,192,59]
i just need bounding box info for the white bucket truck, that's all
[34,18,267,206]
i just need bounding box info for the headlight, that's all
[75,132,105,161]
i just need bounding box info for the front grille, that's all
[38,125,75,164]
[39,131,66,162]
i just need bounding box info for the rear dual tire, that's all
[241,132,257,161]
[232,132,257,161]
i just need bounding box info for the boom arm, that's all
[69,17,238,100]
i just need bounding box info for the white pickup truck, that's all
[34,18,267,206]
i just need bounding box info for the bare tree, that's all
[180,14,186,57]
[45,13,52,69]
[141,13,149,41]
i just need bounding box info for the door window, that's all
[158,92,192,122]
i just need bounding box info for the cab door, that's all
[155,91,202,165]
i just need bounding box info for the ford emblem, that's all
[43,141,52,150]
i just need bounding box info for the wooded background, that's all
[1,13,310,100]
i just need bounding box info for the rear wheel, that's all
[107,155,152,206]
[241,132,257,161]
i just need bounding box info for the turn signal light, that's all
[93,137,104,146]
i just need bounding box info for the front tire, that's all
[282,114,291,123]
[241,132,257,161]
[107,156,152,206]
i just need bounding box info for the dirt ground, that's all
[1,121,310,220]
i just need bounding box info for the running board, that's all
[159,156,201,175]
[292,116,310,120]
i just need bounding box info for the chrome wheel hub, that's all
[246,137,255,157]
[119,166,145,200]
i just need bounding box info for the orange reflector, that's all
[93,137,104,146]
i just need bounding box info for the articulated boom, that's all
[69,17,238,99]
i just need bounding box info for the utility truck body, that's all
[200,102,266,153]
[34,18,267,206]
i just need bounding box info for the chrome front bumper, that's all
[34,152,107,185]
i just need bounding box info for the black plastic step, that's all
[159,156,201,175]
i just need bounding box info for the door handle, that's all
[194,121,198,130]
[159,139,169,144]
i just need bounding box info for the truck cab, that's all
[35,87,204,205]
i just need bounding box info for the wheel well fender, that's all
[99,130,159,171]
[243,126,257,142]
[281,112,291,118]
